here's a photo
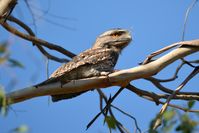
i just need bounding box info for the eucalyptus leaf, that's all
[105,116,117,130]
[8,58,24,68]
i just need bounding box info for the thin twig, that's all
[7,16,70,63]
[160,67,199,113]
[149,61,184,82]
[142,42,180,64]
[96,89,128,133]
[145,77,199,95]
[153,66,199,129]
[154,58,199,82]
[1,21,76,58]
[126,84,199,103]
[87,87,124,130]
[182,0,198,41]
[181,58,196,68]
[96,89,106,116]
[24,0,37,33]
[111,105,142,133]
[189,60,199,64]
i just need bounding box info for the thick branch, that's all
[6,39,199,105]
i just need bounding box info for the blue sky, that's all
[0,0,199,133]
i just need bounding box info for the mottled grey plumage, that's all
[38,28,132,102]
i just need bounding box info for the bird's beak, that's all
[115,31,132,48]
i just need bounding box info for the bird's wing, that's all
[35,48,117,87]
[50,48,116,78]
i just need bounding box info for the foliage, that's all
[0,42,27,131]
[0,87,7,116]
[105,115,117,130]
[149,101,199,133]
[0,41,24,68]
[11,124,29,133]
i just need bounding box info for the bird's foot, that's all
[100,71,111,76]
[100,69,120,76]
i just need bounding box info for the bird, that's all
[37,28,132,102]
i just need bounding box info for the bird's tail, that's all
[51,91,87,102]
[34,78,59,87]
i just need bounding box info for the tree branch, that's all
[152,66,199,129]
[145,77,199,95]
[7,16,70,63]
[5,39,199,105]
[1,21,76,58]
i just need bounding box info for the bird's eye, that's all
[111,32,122,37]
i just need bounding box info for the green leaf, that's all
[187,100,195,109]
[0,88,7,116]
[163,109,176,121]
[8,58,24,68]
[105,116,117,130]
[0,57,7,64]
[176,114,198,133]
[13,125,29,133]
[0,42,8,54]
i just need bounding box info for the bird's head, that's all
[92,28,132,52]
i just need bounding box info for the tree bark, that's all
[5,39,199,105]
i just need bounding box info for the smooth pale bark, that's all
[0,0,16,17]
[5,40,199,105]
